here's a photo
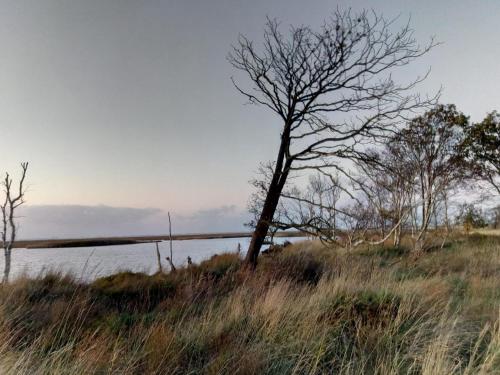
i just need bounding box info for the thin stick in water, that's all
[155,241,162,273]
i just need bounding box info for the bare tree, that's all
[278,172,403,249]
[277,173,343,244]
[1,162,29,284]
[229,9,437,267]
[355,141,417,247]
[165,211,176,272]
[308,173,342,241]
[340,200,376,249]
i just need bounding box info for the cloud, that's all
[16,204,250,239]
[175,205,249,234]
[188,205,238,219]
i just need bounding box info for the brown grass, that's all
[0,232,499,374]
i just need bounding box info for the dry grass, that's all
[473,228,500,236]
[0,232,499,374]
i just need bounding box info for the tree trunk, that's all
[3,247,11,284]
[245,174,287,268]
[413,190,433,252]
[332,209,336,241]
[245,125,291,269]
[440,193,450,249]
[155,242,162,273]
[414,222,429,253]
[393,225,401,247]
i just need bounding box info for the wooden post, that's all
[168,212,173,263]
[166,212,176,272]
[155,241,162,273]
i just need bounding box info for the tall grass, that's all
[0,233,499,374]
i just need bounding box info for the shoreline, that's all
[13,231,307,249]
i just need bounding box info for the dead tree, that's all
[166,212,176,272]
[354,142,417,247]
[340,201,376,249]
[307,173,342,240]
[229,9,437,267]
[154,241,163,273]
[1,162,28,284]
[280,172,410,249]
[277,173,343,244]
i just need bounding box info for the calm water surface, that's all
[1,237,298,281]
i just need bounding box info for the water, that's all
[0,237,298,281]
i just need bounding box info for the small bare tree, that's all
[165,212,176,272]
[340,201,376,249]
[355,142,417,247]
[307,173,342,240]
[1,162,28,284]
[229,9,437,267]
[277,173,344,243]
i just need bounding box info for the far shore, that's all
[13,231,307,249]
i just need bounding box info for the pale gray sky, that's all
[1,1,499,237]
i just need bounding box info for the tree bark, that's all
[2,248,10,284]
[155,242,162,273]
[393,225,401,247]
[245,169,289,268]
[245,119,292,268]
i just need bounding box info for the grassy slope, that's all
[0,233,499,374]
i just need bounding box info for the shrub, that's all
[91,272,177,310]
[261,249,325,284]
[197,253,241,280]
[318,290,401,327]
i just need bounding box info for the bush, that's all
[456,203,488,232]
[197,253,241,280]
[91,271,177,309]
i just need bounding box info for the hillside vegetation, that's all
[0,233,499,374]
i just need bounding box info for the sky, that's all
[0,0,499,238]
